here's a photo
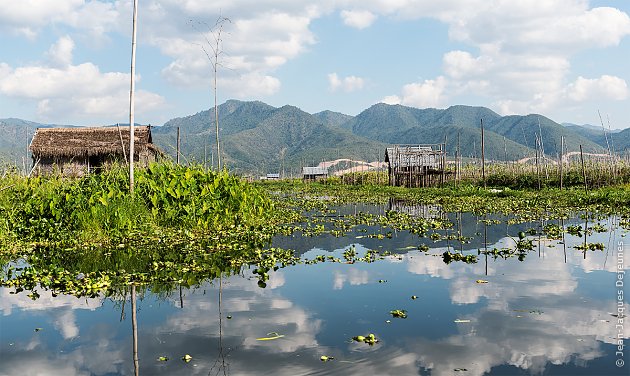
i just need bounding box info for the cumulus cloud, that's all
[443,50,491,79]
[2,0,630,123]
[567,75,629,102]
[382,1,630,116]
[0,0,120,40]
[333,267,369,289]
[340,9,377,29]
[396,76,447,108]
[0,37,165,122]
[381,95,401,105]
[46,36,75,68]
[328,73,365,92]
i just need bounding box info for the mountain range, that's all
[2,100,627,175]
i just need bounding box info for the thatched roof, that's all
[30,126,158,158]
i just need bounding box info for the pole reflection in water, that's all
[131,284,139,376]
[210,275,229,376]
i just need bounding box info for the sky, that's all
[1,0,629,129]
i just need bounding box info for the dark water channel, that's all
[1,204,629,375]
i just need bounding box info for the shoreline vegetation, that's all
[1,162,628,299]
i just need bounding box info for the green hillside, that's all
[313,110,354,127]
[392,125,533,161]
[343,103,605,158]
[0,118,56,167]
[152,102,385,175]
[485,115,603,156]
[2,100,626,175]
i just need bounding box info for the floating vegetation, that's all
[352,333,378,346]
[2,169,629,302]
[390,309,408,319]
[574,242,605,251]
[256,332,285,341]
[442,252,478,264]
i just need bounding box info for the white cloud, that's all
[0,40,165,123]
[443,50,490,80]
[46,36,75,68]
[381,95,401,105]
[328,73,365,92]
[1,0,629,123]
[340,9,377,29]
[0,0,120,40]
[567,75,629,102]
[381,1,630,117]
[398,76,448,108]
[333,267,369,289]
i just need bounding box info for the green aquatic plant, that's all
[390,309,408,319]
[352,333,378,345]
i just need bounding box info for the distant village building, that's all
[385,144,446,187]
[29,126,161,176]
[302,166,328,181]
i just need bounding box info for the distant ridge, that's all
[2,100,625,173]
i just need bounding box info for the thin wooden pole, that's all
[580,144,588,192]
[480,119,486,188]
[25,127,29,175]
[536,135,541,190]
[457,131,461,185]
[503,136,507,168]
[559,136,564,190]
[128,0,138,193]
[176,127,180,165]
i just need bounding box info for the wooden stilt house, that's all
[29,126,161,176]
[302,166,329,181]
[385,144,446,187]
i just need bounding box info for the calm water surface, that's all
[1,206,629,376]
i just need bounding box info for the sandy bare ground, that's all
[317,159,386,176]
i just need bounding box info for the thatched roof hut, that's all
[30,126,161,176]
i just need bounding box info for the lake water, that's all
[1,205,629,375]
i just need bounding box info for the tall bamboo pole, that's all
[480,119,486,189]
[128,0,138,193]
[560,136,564,190]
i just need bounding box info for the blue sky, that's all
[1,0,629,129]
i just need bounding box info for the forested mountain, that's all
[151,102,385,174]
[2,100,625,175]
[342,104,604,158]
